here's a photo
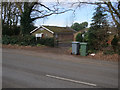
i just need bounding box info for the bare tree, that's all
[2,1,119,35]
[15,1,72,35]
[2,2,20,27]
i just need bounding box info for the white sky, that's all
[2,0,118,2]
[34,4,96,27]
[2,0,116,27]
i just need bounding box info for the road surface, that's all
[2,48,118,88]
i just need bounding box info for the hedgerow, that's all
[2,35,54,47]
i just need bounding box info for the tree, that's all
[91,5,108,28]
[70,1,120,28]
[1,1,72,35]
[1,2,20,36]
[79,22,88,30]
[71,22,88,31]
[88,5,109,50]
[71,22,80,31]
[15,2,72,35]
[2,2,18,26]
[103,1,120,28]
[70,0,120,53]
[2,2,20,26]
[2,1,119,36]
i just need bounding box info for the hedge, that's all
[2,35,54,47]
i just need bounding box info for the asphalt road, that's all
[2,48,118,88]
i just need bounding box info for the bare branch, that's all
[15,2,23,14]
[31,9,73,21]
[105,2,120,26]
[108,2,120,19]
[36,2,52,11]
[32,9,44,13]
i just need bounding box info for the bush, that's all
[2,35,11,45]
[111,35,118,46]
[2,25,20,36]
[37,44,43,46]
[2,35,54,47]
[18,35,36,46]
[87,28,109,51]
[10,36,19,45]
[87,49,97,54]
[103,50,115,55]
[36,38,54,47]
[111,35,119,53]
[76,33,83,42]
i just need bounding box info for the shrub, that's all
[2,25,20,36]
[111,35,118,46]
[103,50,115,55]
[10,36,19,45]
[87,49,97,54]
[45,38,54,47]
[2,35,54,47]
[19,35,36,46]
[76,33,83,42]
[37,44,43,46]
[2,35,11,45]
[111,35,119,53]
[87,28,109,51]
[36,38,54,47]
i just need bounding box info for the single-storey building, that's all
[30,25,76,42]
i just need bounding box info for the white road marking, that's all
[46,74,97,87]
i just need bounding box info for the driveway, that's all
[2,48,118,88]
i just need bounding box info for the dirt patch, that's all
[2,44,119,62]
[2,44,69,55]
[87,52,118,62]
[2,44,47,51]
[65,47,118,62]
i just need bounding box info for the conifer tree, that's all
[88,5,109,50]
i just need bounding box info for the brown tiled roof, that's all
[43,25,76,33]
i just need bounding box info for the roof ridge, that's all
[43,25,71,28]
[30,25,76,34]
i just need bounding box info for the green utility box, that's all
[80,42,87,56]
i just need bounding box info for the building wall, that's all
[57,33,74,42]
[31,28,74,42]
[32,28,54,38]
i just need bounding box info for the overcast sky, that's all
[34,4,97,27]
